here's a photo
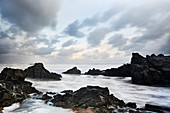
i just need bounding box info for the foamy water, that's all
[1,64,170,113]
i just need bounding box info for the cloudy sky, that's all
[0,0,170,64]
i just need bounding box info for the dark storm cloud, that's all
[62,39,77,47]
[108,34,128,48]
[63,20,84,38]
[87,28,110,46]
[0,0,60,33]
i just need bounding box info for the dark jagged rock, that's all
[24,63,62,80]
[85,68,104,75]
[0,68,26,81]
[0,68,40,108]
[50,86,125,109]
[0,86,25,108]
[63,67,81,74]
[104,64,132,77]
[131,53,170,86]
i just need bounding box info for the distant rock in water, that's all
[0,68,40,108]
[24,63,62,80]
[104,64,132,77]
[131,53,170,86]
[63,67,81,74]
[84,68,104,75]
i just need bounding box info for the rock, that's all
[63,67,81,74]
[0,86,25,107]
[104,64,132,77]
[126,102,137,108]
[131,53,170,86]
[50,86,125,108]
[41,94,52,100]
[0,67,40,108]
[0,68,26,81]
[24,63,62,80]
[85,68,104,75]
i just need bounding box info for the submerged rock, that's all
[25,63,62,80]
[63,67,81,74]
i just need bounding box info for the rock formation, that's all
[104,64,132,77]
[42,85,169,113]
[84,68,104,75]
[25,63,62,80]
[63,67,81,74]
[0,68,40,108]
[50,86,126,112]
[131,53,170,86]
[84,53,170,86]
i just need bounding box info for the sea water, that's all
[1,64,170,113]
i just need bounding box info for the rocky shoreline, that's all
[0,53,170,112]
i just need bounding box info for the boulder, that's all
[50,86,125,108]
[85,68,104,75]
[63,67,81,74]
[24,63,62,80]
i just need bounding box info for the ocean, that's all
[1,64,170,113]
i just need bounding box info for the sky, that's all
[0,0,170,64]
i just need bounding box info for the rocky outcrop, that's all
[45,86,165,113]
[50,86,125,110]
[0,68,26,81]
[84,68,104,75]
[0,86,25,107]
[0,68,40,108]
[104,64,132,77]
[131,53,170,86]
[24,63,62,80]
[63,67,81,74]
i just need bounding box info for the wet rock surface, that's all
[50,86,125,108]
[0,68,39,108]
[63,67,81,74]
[25,63,62,80]
[45,86,170,113]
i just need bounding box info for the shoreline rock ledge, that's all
[24,63,62,80]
